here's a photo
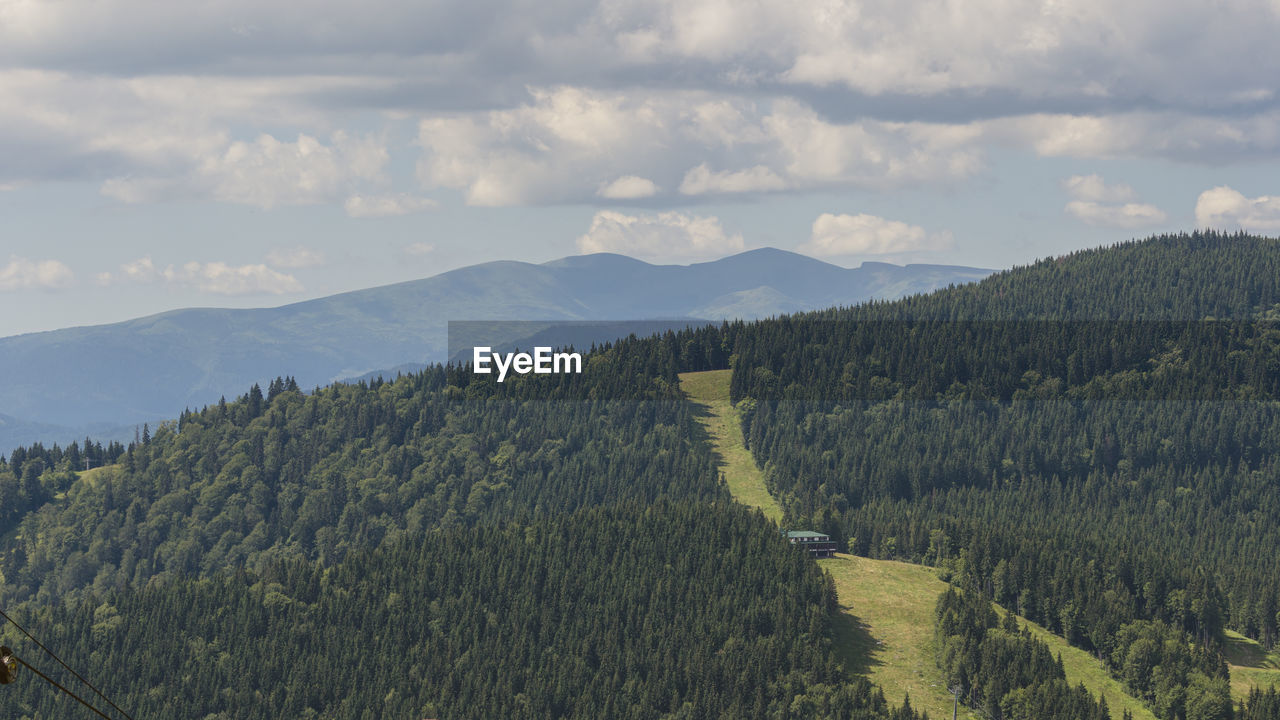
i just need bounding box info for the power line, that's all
[0,608,133,720]
[13,656,117,720]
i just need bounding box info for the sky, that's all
[4,0,1280,337]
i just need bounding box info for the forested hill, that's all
[7,231,1280,718]
[0,337,720,606]
[822,231,1280,321]
[6,503,914,720]
[0,335,926,719]
[652,232,1280,718]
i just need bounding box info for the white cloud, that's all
[101,256,302,294]
[1062,174,1135,203]
[762,100,982,186]
[1065,201,1167,229]
[163,262,302,295]
[417,87,686,206]
[678,164,786,195]
[576,210,744,262]
[597,175,658,199]
[403,242,435,256]
[102,132,388,208]
[1058,173,1165,228]
[416,87,982,206]
[589,0,1280,110]
[800,213,953,257]
[121,256,158,281]
[4,0,1280,119]
[98,256,162,286]
[265,245,326,268]
[0,257,74,291]
[344,193,436,218]
[1001,112,1280,164]
[2,1,1280,207]
[1195,186,1280,231]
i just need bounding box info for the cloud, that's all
[121,256,159,281]
[4,0,1280,121]
[163,262,302,295]
[344,193,436,218]
[416,87,982,206]
[1062,174,1135,203]
[0,257,74,291]
[1002,111,1280,164]
[597,175,658,199]
[800,213,953,257]
[678,164,786,195]
[5,1,1280,210]
[100,256,302,294]
[1195,186,1280,231]
[102,132,388,208]
[265,245,326,268]
[1058,173,1165,228]
[98,256,160,285]
[576,210,744,262]
[403,242,435,256]
[1065,201,1167,228]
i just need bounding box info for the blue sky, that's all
[4,0,1280,337]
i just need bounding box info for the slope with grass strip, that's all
[679,367,1157,720]
[679,369,783,523]
[1224,630,1280,700]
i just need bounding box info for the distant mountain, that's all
[0,248,991,454]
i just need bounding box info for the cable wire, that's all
[0,608,134,720]
[14,656,116,720]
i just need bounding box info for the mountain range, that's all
[0,248,991,454]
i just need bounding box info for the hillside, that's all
[668,233,1280,718]
[682,368,1158,720]
[0,248,991,454]
[8,232,1280,718]
[679,369,782,523]
[5,503,900,720]
[0,338,936,719]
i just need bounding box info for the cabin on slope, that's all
[783,530,836,558]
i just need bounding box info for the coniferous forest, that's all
[4,232,1280,717]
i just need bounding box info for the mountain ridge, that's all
[0,248,992,453]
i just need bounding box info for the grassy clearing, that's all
[819,555,1157,720]
[678,370,783,523]
[1015,614,1157,719]
[681,368,1153,719]
[58,464,120,500]
[819,554,972,719]
[1224,630,1280,699]
[77,464,117,487]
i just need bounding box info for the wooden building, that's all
[783,530,837,558]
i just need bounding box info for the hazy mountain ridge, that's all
[0,248,991,453]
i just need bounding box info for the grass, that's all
[1224,629,1280,699]
[681,368,1154,719]
[819,555,1157,720]
[77,464,116,485]
[678,370,783,523]
[819,554,973,719]
[1015,613,1156,719]
[57,464,119,500]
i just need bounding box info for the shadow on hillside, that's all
[682,395,729,475]
[1225,633,1280,669]
[830,605,883,677]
